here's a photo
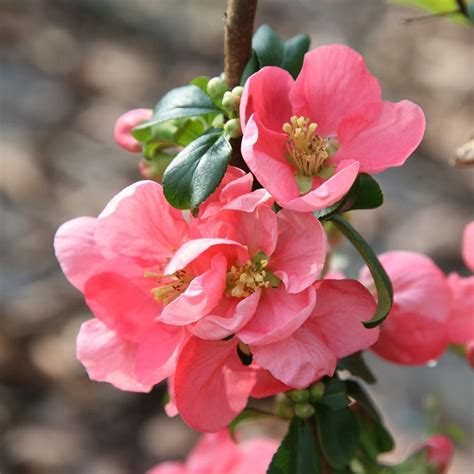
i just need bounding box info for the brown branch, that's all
[224,0,258,89]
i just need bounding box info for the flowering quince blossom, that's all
[55,167,379,432]
[447,221,474,366]
[147,430,278,474]
[240,44,426,212]
[417,435,454,474]
[360,251,451,365]
[114,108,153,152]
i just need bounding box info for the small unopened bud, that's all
[232,86,244,97]
[465,341,474,368]
[211,114,225,129]
[114,108,152,153]
[421,435,454,474]
[207,76,227,100]
[224,118,242,139]
[288,389,310,403]
[309,382,325,401]
[294,402,315,419]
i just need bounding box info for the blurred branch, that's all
[224,0,258,88]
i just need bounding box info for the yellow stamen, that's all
[146,268,193,305]
[282,116,329,177]
[226,259,270,298]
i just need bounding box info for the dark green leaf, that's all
[241,51,260,85]
[252,24,285,68]
[338,352,376,384]
[267,417,321,474]
[281,34,311,78]
[318,377,348,410]
[344,174,383,211]
[162,131,231,210]
[328,215,393,328]
[134,85,220,133]
[316,405,359,469]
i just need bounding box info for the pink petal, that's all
[114,108,152,153]
[187,431,240,474]
[251,317,337,389]
[334,100,425,174]
[360,251,450,365]
[159,254,227,326]
[240,66,294,131]
[84,272,159,342]
[238,285,316,345]
[174,337,256,432]
[447,273,474,345]
[165,238,248,275]
[311,280,379,357]
[250,367,290,398]
[223,188,273,213]
[231,439,279,474]
[95,181,189,266]
[279,160,359,212]
[54,217,102,291]
[192,290,261,340]
[462,221,474,272]
[270,210,327,293]
[76,319,153,392]
[291,44,381,136]
[134,323,188,386]
[147,462,186,474]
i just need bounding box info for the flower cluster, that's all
[55,166,379,432]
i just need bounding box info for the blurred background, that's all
[1,0,473,472]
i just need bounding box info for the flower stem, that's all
[224,0,258,89]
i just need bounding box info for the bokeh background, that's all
[1,0,473,472]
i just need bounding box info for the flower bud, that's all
[309,382,325,401]
[221,91,238,113]
[224,118,242,139]
[294,402,315,419]
[422,435,454,474]
[211,113,225,129]
[114,108,153,153]
[288,389,310,403]
[466,341,474,368]
[207,76,227,101]
[231,86,244,97]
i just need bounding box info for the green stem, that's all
[329,215,393,328]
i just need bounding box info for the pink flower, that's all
[147,430,278,474]
[360,251,450,365]
[55,170,378,432]
[114,108,152,152]
[240,44,425,212]
[419,435,454,474]
[462,221,474,272]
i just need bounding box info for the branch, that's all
[224,0,258,89]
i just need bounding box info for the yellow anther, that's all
[226,260,270,298]
[146,268,193,305]
[282,115,330,178]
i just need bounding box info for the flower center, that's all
[145,269,193,305]
[226,258,270,298]
[282,115,330,177]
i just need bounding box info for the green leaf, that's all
[229,408,269,438]
[328,215,393,328]
[318,377,348,410]
[345,174,383,212]
[134,85,220,133]
[162,131,231,210]
[267,417,321,474]
[338,352,376,384]
[392,0,470,23]
[346,380,394,456]
[190,76,210,92]
[241,51,260,85]
[281,34,311,79]
[316,405,359,469]
[252,24,285,68]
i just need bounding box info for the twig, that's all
[224,0,258,89]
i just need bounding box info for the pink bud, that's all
[465,340,474,369]
[423,435,454,474]
[114,108,152,153]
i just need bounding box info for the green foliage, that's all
[315,405,360,470]
[338,352,376,384]
[267,417,321,474]
[317,377,348,410]
[328,215,393,328]
[392,0,472,23]
[241,24,311,84]
[162,131,231,210]
[228,408,269,438]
